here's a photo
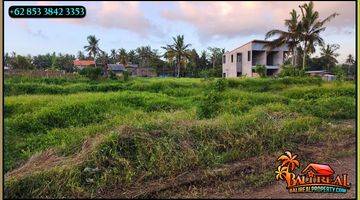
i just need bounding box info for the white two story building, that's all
[222,40,289,77]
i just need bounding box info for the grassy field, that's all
[4,75,356,198]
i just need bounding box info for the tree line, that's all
[5,1,355,78]
[265,1,355,77]
[5,36,225,78]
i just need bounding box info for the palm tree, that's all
[163,49,175,76]
[118,48,128,66]
[346,54,355,65]
[299,1,339,69]
[136,46,152,67]
[127,50,137,64]
[199,50,209,70]
[84,35,102,67]
[77,51,86,60]
[98,51,109,77]
[162,35,191,77]
[265,9,302,67]
[345,54,355,77]
[320,43,339,71]
[110,49,117,63]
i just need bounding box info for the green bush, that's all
[332,65,346,81]
[279,65,306,77]
[79,67,102,81]
[211,78,228,92]
[109,71,118,80]
[123,70,130,81]
[196,90,222,119]
[254,65,266,77]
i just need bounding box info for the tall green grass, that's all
[4,76,355,198]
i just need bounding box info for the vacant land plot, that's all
[4,75,356,198]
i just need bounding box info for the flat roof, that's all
[225,39,287,54]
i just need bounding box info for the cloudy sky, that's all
[5,1,356,63]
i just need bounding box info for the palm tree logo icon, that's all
[275,151,300,187]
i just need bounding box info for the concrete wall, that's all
[222,53,237,77]
[273,51,284,66]
[222,42,253,77]
[222,41,288,78]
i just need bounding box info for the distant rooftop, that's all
[108,64,126,71]
[73,59,95,66]
[226,39,286,54]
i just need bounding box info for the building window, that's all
[237,53,242,62]
[231,55,233,63]
[223,55,226,64]
[247,51,251,61]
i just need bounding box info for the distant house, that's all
[122,62,139,75]
[110,62,156,77]
[222,40,289,77]
[108,64,127,75]
[305,70,328,76]
[305,70,336,81]
[73,59,95,70]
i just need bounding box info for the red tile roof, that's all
[301,163,335,176]
[73,60,95,66]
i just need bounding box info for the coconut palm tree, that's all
[345,54,355,76]
[110,49,117,63]
[162,35,191,77]
[127,50,137,64]
[136,46,152,67]
[163,49,175,76]
[84,35,102,67]
[320,43,339,71]
[118,48,128,66]
[97,51,109,77]
[265,9,302,67]
[298,1,339,69]
[346,54,355,66]
[77,51,86,60]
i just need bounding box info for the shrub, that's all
[123,71,130,81]
[279,65,306,77]
[196,90,222,119]
[254,65,267,77]
[211,78,228,92]
[109,71,118,80]
[79,67,102,81]
[332,65,346,81]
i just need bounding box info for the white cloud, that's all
[162,1,355,41]
[13,1,159,37]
